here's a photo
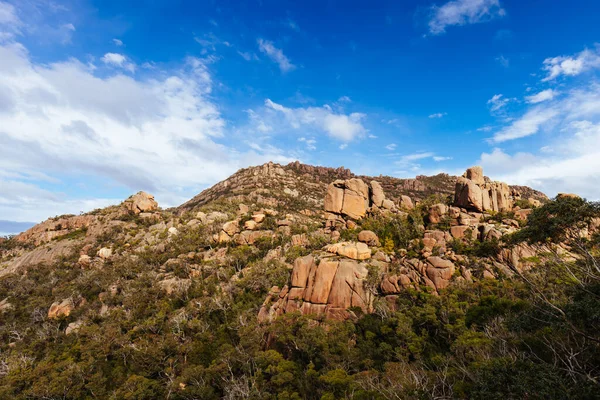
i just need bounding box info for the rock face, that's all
[454,166,513,213]
[258,255,371,322]
[123,191,159,215]
[324,178,370,219]
[16,215,95,246]
[324,178,396,220]
[324,242,371,260]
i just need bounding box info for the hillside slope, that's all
[0,162,598,400]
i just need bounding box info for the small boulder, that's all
[400,195,414,210]
[97,248,112,260]
[222,221,240,237]
[244,220,258,230]
[48,298,75,319]
[65,320,83,335]
[78,254,92,267]
[358,230,380,247]
[428,204,448,224]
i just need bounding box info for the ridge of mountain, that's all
[178,161,547,212]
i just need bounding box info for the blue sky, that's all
[2,0,600,233]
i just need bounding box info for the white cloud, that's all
[113,38,123,46]
[386,143,397,150]
[339,143,348,150]
[491,107,558,142]
[433,156,452,161]
[101,52,136,73]
[264,99,367,141]
[0,1,20,28]
[542,47,600,81]
[487,93,510,113]
[525,89,557,104]
[428,0,505,35]
[428,112,447,118]
[0,40,295,221]
[401,152,435,162]
[238,51,258,61]
[194,33,231,54]
[495,54,509,67]
[338,96,351,103]
[257,39,295,73]
[298,137,317,150]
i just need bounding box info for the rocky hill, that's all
[0,162,598,400]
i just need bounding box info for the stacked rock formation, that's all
[324,178,396,221]
[454,166,512,213]
[258,255,372,322]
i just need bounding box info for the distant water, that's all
[0,220,37,237]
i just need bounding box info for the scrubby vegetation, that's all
[1,196,599,399]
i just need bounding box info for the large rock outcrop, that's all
[454,166,513,213]
[123,191,159,215]
[324,178,396,220]
[258,255,372,322]
[15,215,95,246]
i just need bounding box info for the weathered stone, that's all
[450,225,473,239]
[426,257,455,290]
[123,191,158,215]
[97,247,112,260]
[65,320,83,335]
[465,166,485,185]
[342,190,367,219]
[238,204,249,215]
[429,203,448,224]
[324,183,344,214]
[48,298,75,319]
[78,254,92,267]
[244,220,257,230]
[291,233,309,247]
[455,177,484,212]
[309,260,339,304]
[370,181,385,208]
[400,195,414,210]
[328,260,368,310]
[291,255,314,288]
[358,230,380,246]
[222,221,240,237]
[382,199,395,210]
[325,242,371,260]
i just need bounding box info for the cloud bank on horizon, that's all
[1,0,600,232]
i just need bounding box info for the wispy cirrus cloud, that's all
[428,0,506,35]
[257,39,295,73]
[428,112,447,118]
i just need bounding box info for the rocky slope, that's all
[2,161,599,399]
[0,161,555,322]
